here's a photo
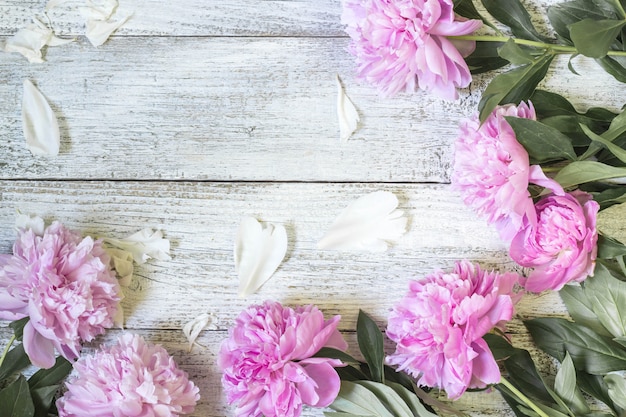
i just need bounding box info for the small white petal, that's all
[15,214,45,236]
[104,228,171,265]
[4,23,52,63]
[83,0,119,20]
[317,191,408,252]
[106,248,134,286]
[235,217,288,298]
[85,12,132,47]
[183,313,217,352]
[22,79,61,157]
[336,75,360,141]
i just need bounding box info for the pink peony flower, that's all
[218,301,348,417]
[56,333,200,417]
[0,221,120,368]
[452,102,559,241]
[341,0,482,99]
[386,261,519,399]
[510,188,599,292]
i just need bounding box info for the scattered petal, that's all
[104,228,171,264]
[317,191,407,252]
[183,313,217,352]
[82,0,132,47]
[83,0,119,20]
[106,248,134,286]
[235,217,288,298]
[336,75,360,141]
[22,79,61,157]
[4,21,52,63]
[15,214,45,236]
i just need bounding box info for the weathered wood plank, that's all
[1,37,625,182]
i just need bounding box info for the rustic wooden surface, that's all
[0,1,623,416]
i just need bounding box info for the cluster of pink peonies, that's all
[0,220,121,368]
[218,300,348,417]
[341,0,482,100]
[452,102,599,292]
[386,260,519,399]
[57,333,200,417]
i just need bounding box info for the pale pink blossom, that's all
[56,333,200,417]
[510,187,599,292]
[341,0,482,99]
[0,221,120,368]
[218,301,348,417]
[386,261,519,399]
[452,102,559,240]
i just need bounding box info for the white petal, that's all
[22,79,61,157]
[336,75,360,141]
[106,248,134,286]
[317,191,408,252]
[85,12,132,47]
[104,228,171,264]
[83,0,119,20]
[182,313,217,352]
[235,217,288,298]
[4,23,52,63]
[15,214,45,236]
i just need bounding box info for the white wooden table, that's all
[1,1,625,416]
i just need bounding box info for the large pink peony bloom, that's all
[56,333,200,417]
[452,102,558,241]
[0,221,120,368]
[341,0,482,99]
[510,188,599,292]
[386,261,519,399]
[218,301,348,417]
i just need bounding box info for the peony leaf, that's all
[583,264,626,339]
[28,356,71,390]
[598,234,626,259]
[0,344,30,382]
[554,161,626,189]
[560,284,612,338]
[330,381,394,417]
[478,54,554,124]
[0,375,34,417]
[22,79,60,157]
[385,381,438,417]
[481,0,548,42]
[182,313,216,352]
[336,75,360,141]
[484,333,517,360]
[569,19,626,58]
[497,39,534,65]
[354,381,413,417]
[547,0,618,41]
[525,317,626,374]
[554,352,590,415]
[504,116,577,163]
[356,310,384,384]
[604,372,626,410]
[317,191,407,252]
[582,123,626,164]
[30,385,59,417]
[500,349,555,406]
[464,41,509,74]
[235,217,287,297]
[596,55,626,83]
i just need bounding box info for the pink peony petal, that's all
[23,321,56,369]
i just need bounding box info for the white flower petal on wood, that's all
[82,0,132,47]
[317,191,408,252]
[336,74,360,141]
[183,313,217,352]
[3,18,74,63]
[235,217,288,298]
[22,79,61,157]
[15,214,45,236]
[104,228,171,264]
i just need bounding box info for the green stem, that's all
[448,35,626,57]
[0,334,16,370]
[499,378,551,417]
[612,0,626,19]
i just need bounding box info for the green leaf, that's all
[30,385,60,417]
[484,333,517,360]
[9,318,29,342]
[583,264,626,339]
[554,161,626,188]
[478,54,554,124]
[315,348,360,364]
[0,344,31,382]
[600,105,626,142]
[604,372,626,410]
[356,310,385,384]
[501,349,556,405]
[0,375,35,417]
[28,356,72,390]
[598,234,626,258]
[330,381,395,417]
[481,0,548,42]
[525,317,626,374]
[548,0,619,41]
[569,19,626,58]
[355,381,413,417]
[581,123,626,163]
[324,413,373,417]
[530,89,576,117]
[504,117,577,162]
[554,352,590,414]
[596,55,626,83]
[386,381,439,417]
[453,0,500,32]
[592,187,626,209]
[465,41,509,74]
[576,371,619,414]
[497,39,534,65]
[559,284,612,337]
